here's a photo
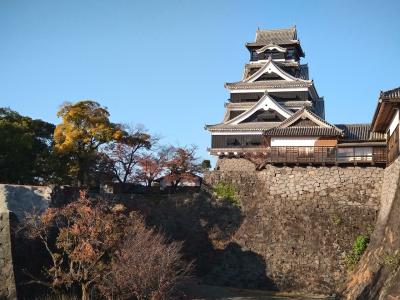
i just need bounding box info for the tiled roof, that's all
[336,124,386,141]
[225,102,255,109]
[380,87,400,100]
[264,127,343,136]
[206,122,280,132]
[277,107,340,130]
[254,28,297,45]
[279,100,312,107]
[264,108,343,137]
[225,80,312,90]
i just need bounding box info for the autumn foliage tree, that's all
[164,146,201,189]
[54,101,123,186]
[102,125,153,187]
[23,193,129,299]
[135,151,167,187]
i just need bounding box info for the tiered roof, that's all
[246,27,305,56]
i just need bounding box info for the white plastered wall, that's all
[271,137,318,147]
[389,109,399,136]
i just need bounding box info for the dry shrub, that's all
[100,212,193,300]
[22,192,192,300]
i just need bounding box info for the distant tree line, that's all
[0,101,211,188]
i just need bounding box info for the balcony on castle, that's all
[208,145,387,165]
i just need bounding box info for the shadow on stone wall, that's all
[10,187,279,296]
[3,185,55,299]
[204,242,278,290]
[119,190,278,290]
[11,215,55,299]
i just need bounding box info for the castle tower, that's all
[206,27,386,165]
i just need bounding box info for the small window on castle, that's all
[251,51,258,61]
[227,137,240,146]
[287,49,295,59]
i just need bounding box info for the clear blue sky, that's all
[1,0,400,162]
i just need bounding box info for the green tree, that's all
[201,159,211,170]
[0,108,55,184]
[54,101,123,186]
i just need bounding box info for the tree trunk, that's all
[147,179,152,187]
[81,283,89,300]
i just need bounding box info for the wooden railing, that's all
[209,146,387,165]
[264,146,337,164]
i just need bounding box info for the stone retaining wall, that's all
[204,158,384,293]
[0,157,395,297]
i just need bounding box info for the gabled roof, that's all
[225,93,293,125]
[243,57,303,83]
[278,107,338,129]
[264,107,343,137]
[371,86,400,132]
[242,62,308,81]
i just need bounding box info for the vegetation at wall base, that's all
[213,182,240,206]
[345,234,370,269]
[382,250,400,270]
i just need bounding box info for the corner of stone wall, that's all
[343,157,400,299]
[0,184,54,299]
[0,211,17,299]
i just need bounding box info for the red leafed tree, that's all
[102,125,154,185]
[135,151,166,187]
[164,146,201,189]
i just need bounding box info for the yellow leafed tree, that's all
[54,100,123,186]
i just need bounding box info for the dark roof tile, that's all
[336,124,385,141]
[264,127,342,136]
[381,87,400,100]
[255,28,297,44]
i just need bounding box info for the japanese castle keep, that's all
[205,27,391,166]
